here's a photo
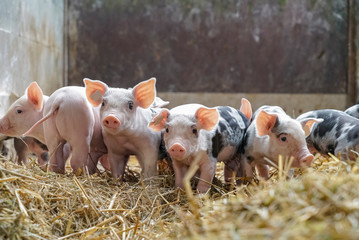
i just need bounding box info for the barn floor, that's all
[0,154,359,239]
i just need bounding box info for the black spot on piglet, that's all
[211,130,223,158]
[347,129,359,142]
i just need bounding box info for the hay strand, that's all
[73,175,103,217]
[183,151,201,218]
[0,167,38,181]
[14,189,29,217]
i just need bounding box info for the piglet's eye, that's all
[192,128,198,135]
[281,136,287,142]
[165,128,169,133]
[128,101,134,110]
[101,102,105,107]
[17,110,22,114]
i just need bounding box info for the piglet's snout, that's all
[103,115,120,129]
[299,154,314,167]
[0,118,8,133]
[169,144,186,159]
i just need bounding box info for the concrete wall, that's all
[0,0,65,115]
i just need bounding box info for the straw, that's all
[1,151,359,239]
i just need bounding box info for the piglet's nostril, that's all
[300,154,314,167]
[169,144,186,160]
[103,115,120,129]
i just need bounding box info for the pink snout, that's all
[299,154,314,167]
[169,144,186,160]
[103,115,120,129]
[0,117,10,134]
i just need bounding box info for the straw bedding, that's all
[1,152,359,239]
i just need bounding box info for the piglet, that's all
[345,104,359,119]
[23,85,107,174]
[297,109,359,161]
[84,77,166,179]
[14,137,49,165]
[0,135,48,165]
[0,83,51,166]
[242,106,322,181]
[148,99,251,193]
[0,82,47,142]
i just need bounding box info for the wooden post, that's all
[347,0,357,107]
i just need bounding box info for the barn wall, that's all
[355,0,359,103]
[67,0,354,112]
[0,0,65,115]
[158,92,346,116]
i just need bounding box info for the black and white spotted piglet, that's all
[345,104,359,119]
[148,99,251,193]
[297,109,359,160]
[241,106,322,181]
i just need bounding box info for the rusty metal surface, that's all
[68,0,348,93]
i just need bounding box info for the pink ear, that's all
[300,118,323,137]
[196,107,219,131]
[83,78,107,107]
[256,110,277,136]
[133,78,156,109]
[239,98,252,120]
[27,82,43,111]
[148,109,169,132]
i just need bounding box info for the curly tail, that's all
[23,104,59,137]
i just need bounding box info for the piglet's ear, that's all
[196,107,219,131]
[133,78,156,109]
[240,98,252,121]
[148,109,169,132]
[152,97,170,108]
[299,118,323,137]
[256,110,277,136]
[83,78,108,107]
[27,82,43,111]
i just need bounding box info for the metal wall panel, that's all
[0,0,64,115]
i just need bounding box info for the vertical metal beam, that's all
[63,0,69,87]
[347,0,357,107]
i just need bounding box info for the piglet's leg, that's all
[109,153,129,180]
[98,154,110,171]
[48,141,66,173]
[70,142,92,175]
[197,157,217,193]
[173,160,187,190]
[86,151,104,174]
[137,150,158,178]
[63,143,71,163]
[13,137,29,165]
[224,158,241,184]
[237,157,254,185]
[43,115,67,173]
